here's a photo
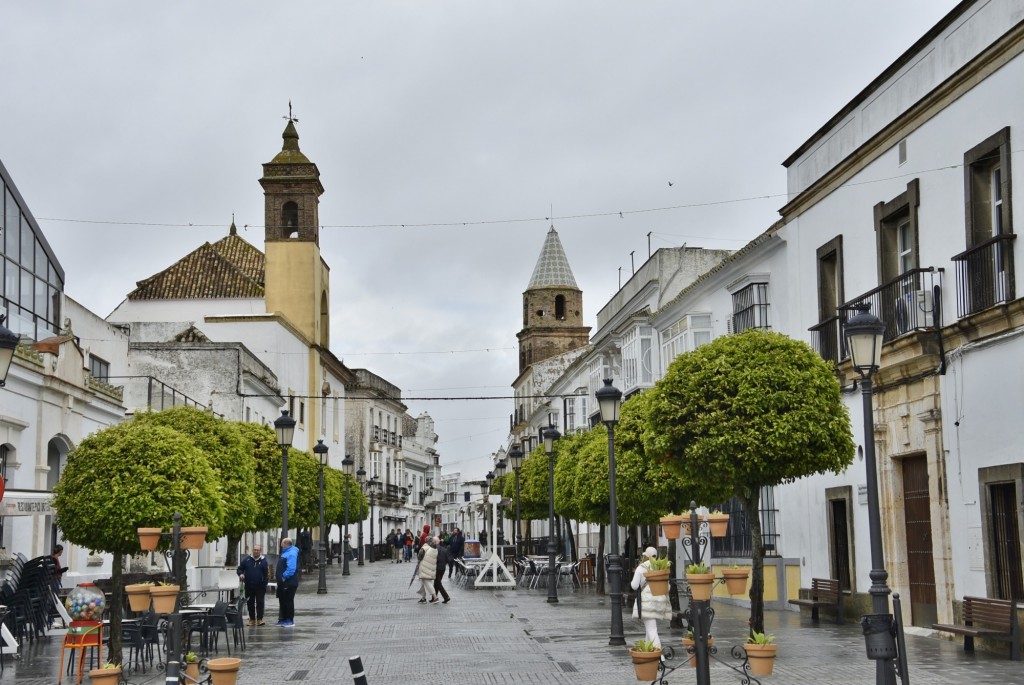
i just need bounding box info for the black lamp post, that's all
[367,477,380,562]
[543,425,561,604]
[845,304,902,685]
[495,458,507,547]
[485,471,495,554]
[313,439,329,595]
[274,410,296,540]
[596,378,625,646]
[0,315,18,387]
[341,454,354,576]
[507,444,524,559]
[356,464,366,566]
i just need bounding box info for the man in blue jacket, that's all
[276,538,300,627]
[237,544,269,626]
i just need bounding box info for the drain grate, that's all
[314,642,330,651]
[332,621,345,627]
[558,662,578,673]
[288,670,309,681]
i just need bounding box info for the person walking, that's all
[447,528,465,579]
[416,537,438,603]
[391,529,403,563]
[630,547,672,649]
[276,537,300,627]
[433,536,451,604]
[237,544,269,626]
[403,529,414,562]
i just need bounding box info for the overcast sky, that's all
[1,1,957,478]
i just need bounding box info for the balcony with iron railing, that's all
[951,234,1017,318]
[810,267,940,367]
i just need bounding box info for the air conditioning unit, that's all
[894,289,932,334]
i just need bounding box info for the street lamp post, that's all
[313,439,329,595]
[507,444,524,559]
[356,465,366,566]
[274,410,296,540]
[543,425,561,604]
[367,477,380,562]
[495,458,507,548]
[845,304,905,685]
[0,315,18,387]
[342,454,354,576]
[485,471,495,554]
[596,378,626,646]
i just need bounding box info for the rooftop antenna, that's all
[630,250,635,275]
[618,266,622,290]
[647,231,652,258]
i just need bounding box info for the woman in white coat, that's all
[630,546,672,648]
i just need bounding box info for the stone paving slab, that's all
[3,559,1024,684]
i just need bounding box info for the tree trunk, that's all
[739,489,765,635]
[596,524,606,595]
[225,534,240,568]
[564,517,578,561]
[109,552,124,664]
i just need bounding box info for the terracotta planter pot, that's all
[138,528,162,551]
[706,513,730,537]
[721,568,749,596]
[686,573,715,601]
[184,661,201,683]
[681,636,714,667]
[743,643,778,676]
[659,515,684,540]
[643,569,670,596]
[207,657,241,685]
[89,667,122,685]
[629,649,662,681]
[149,585,180,614]
[178,526,208,550]
[125,584,153,612]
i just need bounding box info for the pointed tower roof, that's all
[268,119,311,165]
[528,226,578,289]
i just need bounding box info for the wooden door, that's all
[902,456,937,626]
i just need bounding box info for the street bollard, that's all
[349,655,369,685]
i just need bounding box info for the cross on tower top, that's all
[283,101,299,124]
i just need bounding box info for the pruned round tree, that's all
[52,420,224,662]
[236,421,288,533]
[644,330,855,634]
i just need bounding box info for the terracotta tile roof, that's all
[128,234,265,300]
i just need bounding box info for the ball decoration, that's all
[65,582,106,621]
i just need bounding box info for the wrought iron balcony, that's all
[951,234,1017,318]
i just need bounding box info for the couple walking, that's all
[414,536,451,604]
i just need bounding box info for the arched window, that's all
[320,291,329,348]
[555,295,566,320]
[282,202,299,238]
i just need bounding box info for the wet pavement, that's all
[5,558,1023,684]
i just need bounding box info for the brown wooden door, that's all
[902,456,937,626]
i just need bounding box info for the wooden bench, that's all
[932,596,1020,660]
[788,578,843,624]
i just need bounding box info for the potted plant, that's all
[681,629,714,668]
[149,581,180,614]
[207,657,242,685]
[706,510,730,537]
[679,510,695,536]
[686,562,715,601]
[643,556,672,596]
[124,581,155,612]
[720,565,750,595]
[743,631,778,676]
[629,639,662,681]
[184,651,201,683]
[178,526,209,550]
[658,513,684,540]
[138,527,163,551]
[89,663,122,685]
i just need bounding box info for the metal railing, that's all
[951,234,1016,318]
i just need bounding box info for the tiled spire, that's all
[527,226,578,289]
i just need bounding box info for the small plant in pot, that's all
[681,628,714,668]
[89,662,122,685]
[629,639,663,681]
[643,555,671,596]
[184,651,201,682]
[685,561,715,601]
[743,631,778,676]
[720,564,750,595]
[705,509,730,537]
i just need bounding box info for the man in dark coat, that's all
[433,537,451,603]
[447,528,465,578]
[236,544,269,625]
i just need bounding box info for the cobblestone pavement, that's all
[5,559,1024,684]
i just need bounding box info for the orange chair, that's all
[59,620,102,685]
